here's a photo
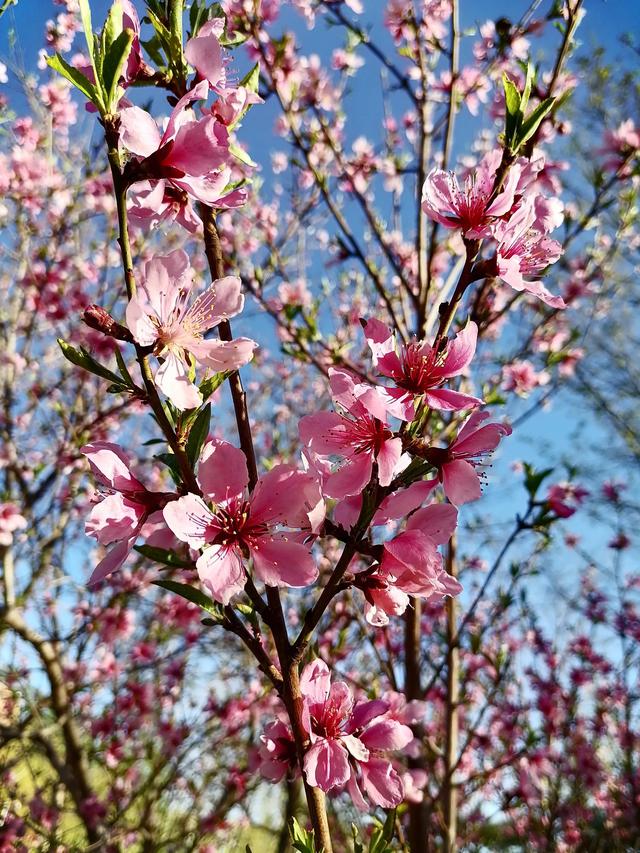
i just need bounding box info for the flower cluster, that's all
[259,660,413,809]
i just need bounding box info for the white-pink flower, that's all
[126,249,256,410]
[163,439,324,604]
[82,442,170,586]
[300,660,412,808]
[299,369,406,499]
[0,503,27,546]
[422,154,520,237]
[119,81,246,230]
[491,200,564,309]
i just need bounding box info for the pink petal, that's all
[349,699,389,730]
[184,26,224,87]
[125,294,158,346]
[155,350,202,411]
[373,479,437,525]
[196,543,246,605]
[303,739,350,792]
[250,535,318,588]
[168,115,229,175]
[163,493,215,549]
[119,106,161,157]
[433,322,478,378]
[360,720,413,751]
[334,495,363,530]
[251,465,324,530]
[441,460,482,506]
[300,659,331,703]
[299,411,350,454]
[163,79,210,143]
[376,437,403,487]
[342,734,369,762]
[363,317,396,364]
[88,538,135,587]
[423,388,483,411]
[197,439,248,503]
[85,493,143,545]
[190,337,257,371]
[407,503,458,544]
[324,453,373,500]
[360,758,405,808]
[141,250,191,324]
[81,442,144,492]
[184,276,244,330]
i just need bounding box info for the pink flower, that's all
[356,501,461,626]
[82,442,170,586]
[428,411,512,505]
[501,360,550,396]
[184,20,226,89]
[163,440,324,604]
[421,155,520,237]
[299,369,406,499]
[300,660,412,808]
[546,482,589,518]
[491,200,564,308]
[0,503,27,546]
[599,120,640,175]
[363,317,482,420]
[125,249,256,410]
[119,81,246,230]
[258,718,298,782]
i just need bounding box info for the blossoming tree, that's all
[1,0,639,851]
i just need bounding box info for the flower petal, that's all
[197,439,248,503]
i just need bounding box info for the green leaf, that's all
[152,579,225,622]
[369,810,396,853]
[114,346,134,387]
[240,61,260,94]
[46,54,99,104]
[134,544,192,568]
[77,0,103,99]
[523,463,554,499]
[154,451,181,486]
[520,61,535,114]
[199,371,229,401]
[78,0,95,55]
[502,73,521,116]
[351,825,364,853]
[517,96,556,147]
[103,28,134,111]
[57,338,122,384]
[186,403,211,466]
[101,0,123,54]
[229,141,257,168]
[290,817,319,853]
[502,73,521,149]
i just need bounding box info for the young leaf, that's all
[101,0,123,53]
[114,346,134,388]
[289,817,319,853]
[199,371,229,401]
[152,579,225,622]
[520,61,535,114]
[517,96,556,147]
[46,54,99,105]
[369,810,396,853]
[57,338,122,384]
[502,73,521,149]
[186,403,211,466]
[103,28,134,111]
[134,544,193,569]
[229,141,257,168]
